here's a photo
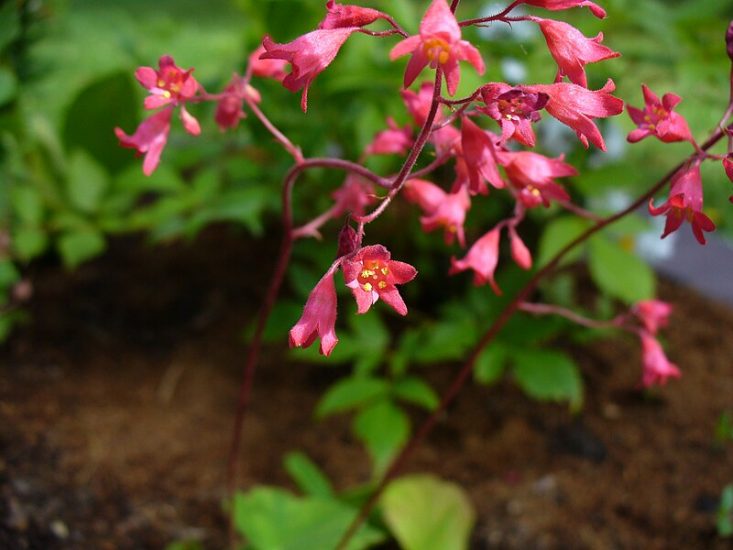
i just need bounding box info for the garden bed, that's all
[1,229,732,549]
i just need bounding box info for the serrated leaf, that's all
[67,150,109,213]
[512,349,582,407]
[537,216,591,267]
[316,377,390,418]
[353,399,409,473]
[382,474,475,550]
[57,229,106,269]
[392,376,438,410]
[474,344,507,385]
[283,452,333,498]
[588,235,655,304]
[233,488,385,550]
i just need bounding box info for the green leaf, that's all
[718,485,733,538]
[283,452,333,498]
[512,350,583,407]
[12,227,48,261]
[0,67,18,107]
[537,216,591,267]
[57,229,106,269]
[0,3,20,52]
[0,260,20,288]
[381,474,476,550]
[11,187,44,225]
[233,487,385,550]
[316,377,390,418]
[353,399,409,473]
[66,150,109,213]
[588,235,655,304]
[474,344,507,385]
[392,376,439,410]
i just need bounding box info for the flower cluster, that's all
[632,300,680,388]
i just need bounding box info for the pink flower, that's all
[449,227,502,294]
[261,27,357,112]
[319,0,388,29]
[723,155,733,203]
[343,245,417,316]
[460,116,505,195]
[532,18,619,88]
[480,83,548,147]
[366,117,413,155]
[289,271,339,356]
[135,55,200,110]
[214,76,262,131]
[509,226,532,269]
[648,163,715,245]
[499,150,577,208]
[248,45,288,81]
[115,107,173,176]
[627,84,693,144]
[633,300,672,335]
[525,80,624,150]
[639,332,681,388]
[522,0,607,18]
[404,179,471,246]
[390,0,484,96]
[331,175,375,217]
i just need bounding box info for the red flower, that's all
[343,245,417,316]
[390,0,484,95]
[366,117,413,155]
[648,163,715,245]
[289,271,339,356]
[135,55,200,110]
[509,225,532,269]
[460,116,505,195]
[331,175,375,217]
[480,83,548,147]
[404,179,471,247]
[499,150,577,208]
[633,300,672,335]
[723,155,733,203]
[449,227,502,294]
[639,332,681,388]
[248,45,288,82]
[261,27,357,112]
[214,76,262,131]
[627,84,693,144]
[115,107,173,176]
[319,0,388,29]
[532,17,619,88]
[522,0,606,19]
[525,80,624,150]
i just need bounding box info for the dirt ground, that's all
[1,229,732,549]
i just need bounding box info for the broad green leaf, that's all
[233,487,385,550]
[588,235,655,304]
[392,376,439,410]
[12,227,48,261]
[353,399,409,473]
[537,216,591,267]
[11,187,44,226]
[512,350,583,407]
[474,344,507,385]
[283,452,333,498]
[57,229,106,269]
[316,377,390,418]
[0,67,17,107]
[66,150,109,213]
[382,474,476,550]
[0,260,20,288]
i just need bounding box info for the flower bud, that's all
[337,224,360,258]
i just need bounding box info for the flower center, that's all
[423,37,451,67]
[357,260,389,292]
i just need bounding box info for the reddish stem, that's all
[459,0,523,27]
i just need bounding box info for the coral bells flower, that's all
[522,0,607,19]
[115,107,172,176]
[480,83,548,147]
[499,150,577,208]
[248,45,288,82]
[460,116,505,195]
[261,27,357,112]
[319,0,388,30]
[633,300,672,335]
[331,175,375,217]
[648,163,715,245]
[289,271,339,356]
[390,0,484,96]
[639,332,681,388]
[343,245,417,316]
[366,118,413,155]
[627,85,693,144]
[532,18,619,88]
[508,226,532,270]
[404,179,471,246]
[526,80,624,150]
[135,55,200,110]
[449,227,502,294]
[214,76,262,131]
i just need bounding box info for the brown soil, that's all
[1,229,732,549]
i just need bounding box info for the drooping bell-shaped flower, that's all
[289,271,339,356]
[508,225,532,270]
[390,0,484,95]
[633,300,672,335]
[343,245,417,316]
[639,332,681,388]
[449,227,502,294]
[214,75,262,131]
[648,163,715,245]
[248,44,288,82]
[366,117,413,156]
[522,0,606,19]
[627,84,693,144]
[480,83,548,147]
[319,0,389,29]
[460,116,505,195]
[499,150,577,208]
[115,107,173,176]
[404,179,471,247]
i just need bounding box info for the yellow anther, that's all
[361,269,374,278]
[362,282,373,292]
[381,267,389,275]
[378,281,387,289]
